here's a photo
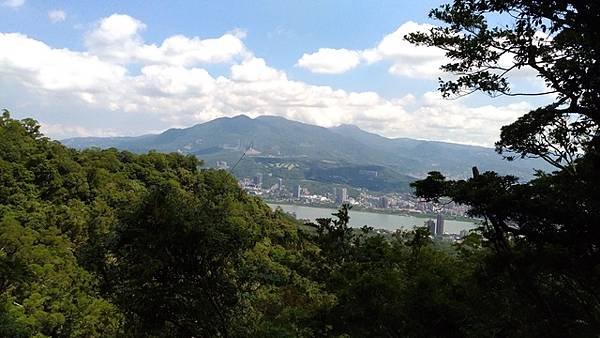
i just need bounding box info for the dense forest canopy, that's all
[2,0,600,337]
[0,110,495,337]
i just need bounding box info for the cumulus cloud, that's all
[48,10,66,23]
[231,57,286,82]
[137,65,216,96]
[85,14,248,66]
[0,14,531,145]
[297,48,361,74]
[297,20,549,94]
[0,32,127,91]
[364,21,446,78]
[2,0,24,8]
[297,22,445,78]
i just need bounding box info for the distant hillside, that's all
[329,124,549,179]
[63,115,550,191]
[64,116,382,162]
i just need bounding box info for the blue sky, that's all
[0,0,547,145]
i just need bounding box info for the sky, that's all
[0,0,549,146]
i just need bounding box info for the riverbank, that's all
[264,199,476,223]
[268,203,478,234]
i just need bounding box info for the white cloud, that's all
[231,57,286,82]
[0,33,127,91]
[41,122,119,139]
[92,14,144,42]
[296,22,446,78]
[48,10,66,23]
[297,48,361,74]
[2,0,24,8]
[85,14,248,66]
[84,14,149,62]
[364,21,446,78]
[0,14,532,146]
[297,20,550,94]
[137,65,216,96]
[158,33,247,66]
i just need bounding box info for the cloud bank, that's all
[0,14,532,146]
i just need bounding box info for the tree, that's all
[407,1,600,170]
[109,173,259,337]
[407,1,600,334]
[306,207,473,337]
[308,203,354,262]
[0,111,337,337]
[0,214,122,337]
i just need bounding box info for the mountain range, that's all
[62,115,550,192]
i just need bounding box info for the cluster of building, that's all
[236,174,469,218]
[424,215,445,237]
[236,174,474,241]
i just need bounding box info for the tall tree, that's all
[110,173,258,337]
[407,1,600,167]
[408,1,600,335]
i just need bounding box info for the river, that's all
[268,203,478,234]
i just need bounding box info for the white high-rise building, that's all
[253,173,263,188]
[336,188,348,204]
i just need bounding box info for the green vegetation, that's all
[63,112,549,190]
[232,156,414,193]
[0,110,333,337]
[407,0,600,335]
[3,1,600,337]
[2,108,597,337]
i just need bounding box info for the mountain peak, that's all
[62,114,548,180]
[255,115,290,122]
[228,114,252,121]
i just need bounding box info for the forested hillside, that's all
[2,110,597,337]
[0,111,330,336]
[63,114,549,181]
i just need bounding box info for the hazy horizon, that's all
[61,113,498,148]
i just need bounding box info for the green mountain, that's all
[329,124,547,178]
[62,115,549,192]
[64,115,385,162]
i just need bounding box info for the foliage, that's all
[408,0,600,335]
[3,111,598,337]
[406,0,600,168]
[0,111,332,336]
[3,2,600,334]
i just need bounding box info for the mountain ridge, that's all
[62,115,550,189]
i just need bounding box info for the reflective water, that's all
[269,203,478,234]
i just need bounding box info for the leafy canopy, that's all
[409,1,600,335]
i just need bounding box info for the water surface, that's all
[269,203,477,234]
